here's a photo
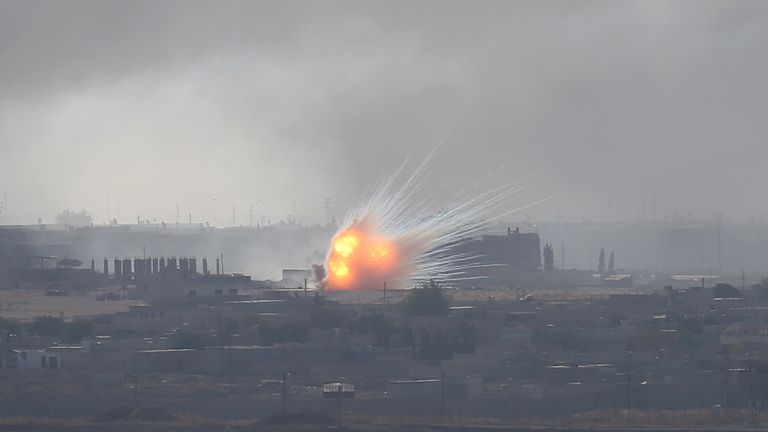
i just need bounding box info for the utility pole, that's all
[561,241,565,270]
[304,278,307,296]
[742,270,746,291]
[281,373,288,415]
[323,198,332,225]
[626,354,632,416]
[133,374,139,409]
[440,371,446,418]
[336,396,342,429]
[383,281,387,305]
[724,347,731,409]
[717,223,723,276]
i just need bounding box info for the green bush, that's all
[401,280,450,316]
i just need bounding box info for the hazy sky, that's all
[1,1,767,225]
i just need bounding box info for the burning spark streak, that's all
[323,148,548,291]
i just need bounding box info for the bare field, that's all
[0,409,763,432]
[325,285,658,305]
[451,285,658,302]
[0,289,137,321]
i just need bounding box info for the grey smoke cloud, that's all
[1,1,767,225]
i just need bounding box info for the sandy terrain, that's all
[0,289,137,320]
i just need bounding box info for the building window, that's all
[188,290,197,297]
[214,289,223,295]
[49,357,58,369]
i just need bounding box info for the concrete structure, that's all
[282,268,312,288]
[453,227,542,286]
[142,270,251,306]
[0,349,61,369]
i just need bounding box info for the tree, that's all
[713,283,743,299]
[402,324,415,347]
[677,316,705,349]
[354,312,396,348]
[311,305,352,329]
[543,243,555,271]
[56,209,93,227]
[607,252,615,274]
[64,320,94,343]
[677,317,704,335]
[753,277,768,301]
[169,330,207,349]
[598,248,606,274]
[0,318,22,343]
[27,315,66,338]
[24,316,94,344]
[257,321,309,346]
[418,328,453,360]
[452,321,476,354]
[401,280,450,316]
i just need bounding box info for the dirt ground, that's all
[0,285,656,320]
[324,285,657,305]
[0,289,136,320]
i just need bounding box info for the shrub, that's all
[401,280,450,316]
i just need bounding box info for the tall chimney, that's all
[122,258,132,279]
[202,257,208,275]
[216,258,220,275]
[103,258,109,276]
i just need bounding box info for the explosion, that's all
[325,224,398,290]
[322,152,545,291]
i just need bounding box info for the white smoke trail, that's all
[324,147,549,290]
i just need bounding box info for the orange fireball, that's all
[324,226,398,290]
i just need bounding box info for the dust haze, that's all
[1,1,768,224]
[7,3,768,428]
